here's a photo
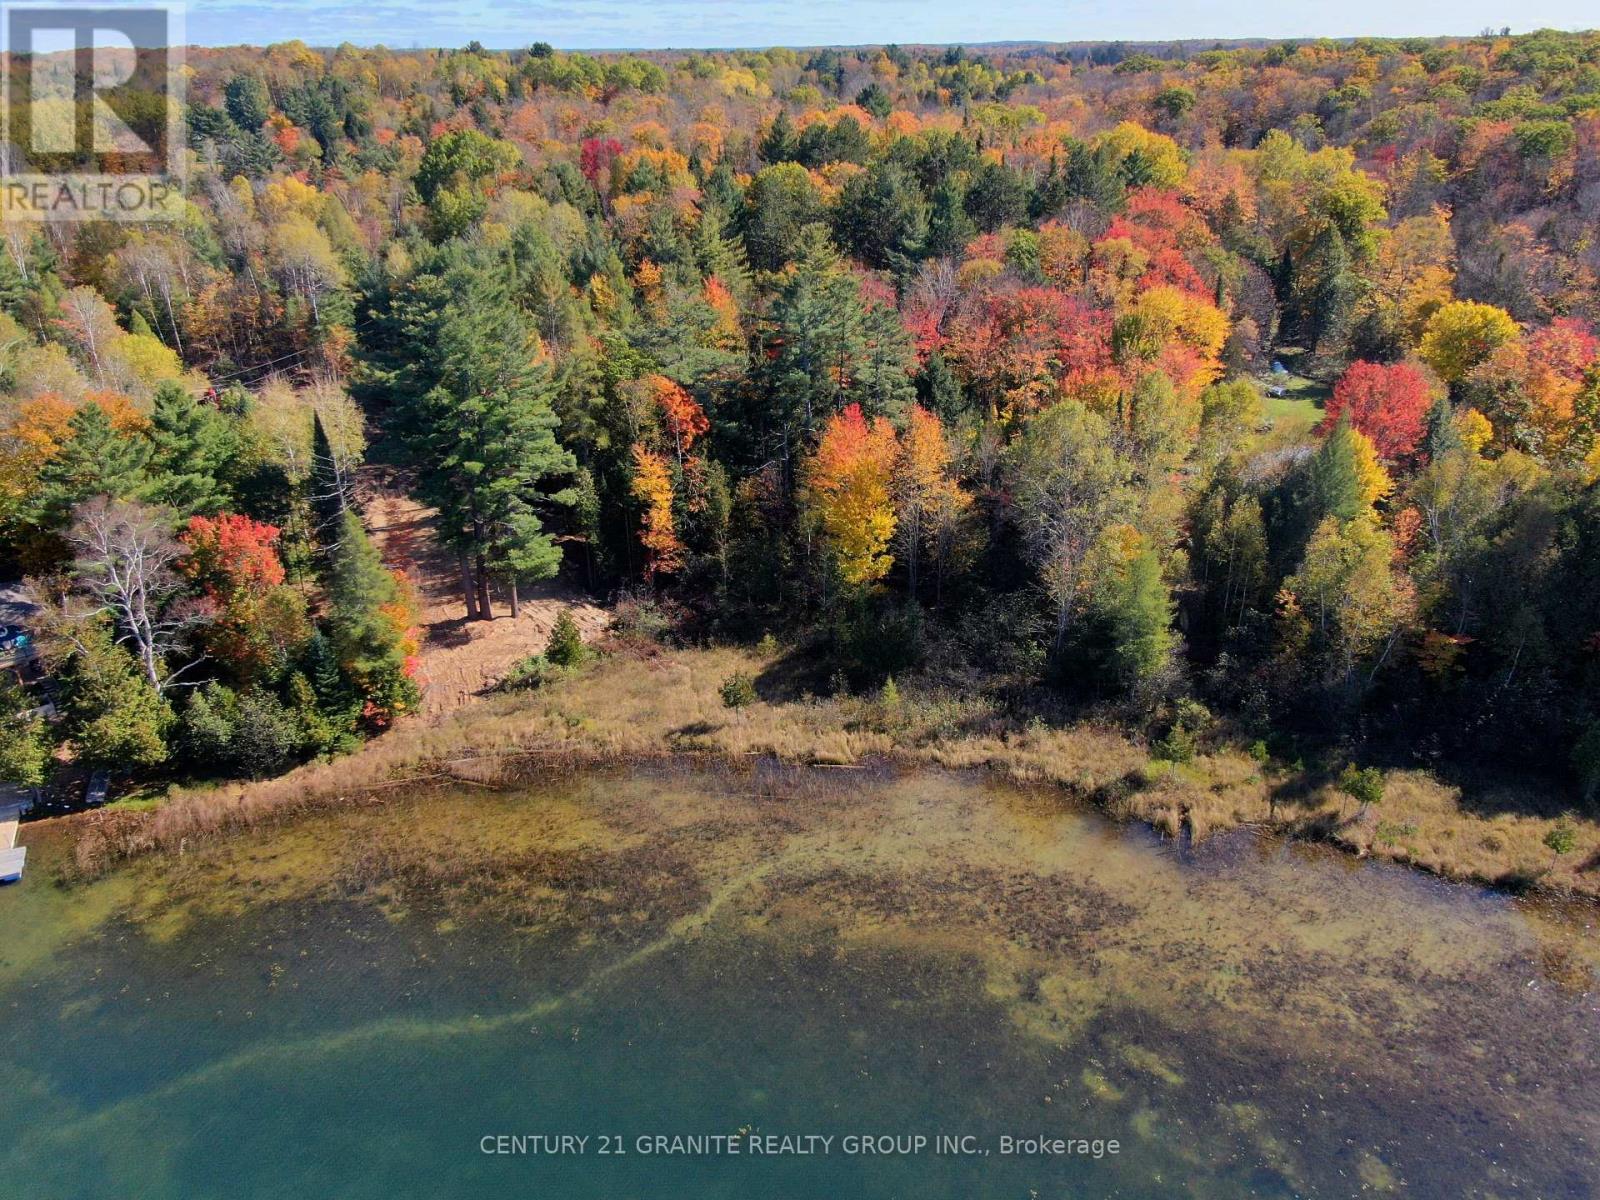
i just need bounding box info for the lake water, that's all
[2,762,1597,1198]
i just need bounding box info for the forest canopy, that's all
[3,30,1600,799]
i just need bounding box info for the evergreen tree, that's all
[325,509,418,721]
[963,159,1028,232]
[855,82,893,120]
[700,159,742,215]
[304,629,349,709]
[740,162,825,272]
[1307,225,1358,366]
[925,177,976,259]
[831,161,928,270]
[0,676,52,787]
[916,352,965,422]
[546,608,586,667]
[692,203,751,298]
[178,682,240,770]
[759,110,797,163]
[1423,394,1462,460]
[759,227,915,463]
[36,403,150,528]
[1309,412,1366,523]
[1063,140,1125,211]
[408,260,577,618]
[1105,546,1175,689]
[310,408,356,545]
[56,623,172,769]
[1031,154,1070,221]
[224,74,271,129]
[145,382,232,516]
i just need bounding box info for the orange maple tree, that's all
[807,403,899,587]
[630,442,683,581]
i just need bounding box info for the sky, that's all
[170,0,1598,50]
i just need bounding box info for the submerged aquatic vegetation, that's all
[8,762,1599,1199]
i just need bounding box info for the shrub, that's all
[59,626,173,770]
[546,610,586,668]
[720,671,757,709]
[829,598,924,686]
[180,683,241,768]
[1173,698,1213,733]
[610,590,673,644]
[232,691,302,779]
[1153,724,1196,764]
[0,677,53,787]
[286,671,360,759]
[501,653,556,692]
[1544,817,1577,861]
[1338,763,1385,807]
[181,684,302,779]
[1376,820,1419,847]
[878,676,901,709]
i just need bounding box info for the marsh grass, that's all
[67,644,1600,898]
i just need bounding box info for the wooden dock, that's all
[0,797,29,883]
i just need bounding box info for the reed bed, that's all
[68,644,1600,898]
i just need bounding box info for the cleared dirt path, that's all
[360,468,608,715]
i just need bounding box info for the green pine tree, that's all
[1307,225,1359,366]
[545,608,586,667]
[1423,395,1462,460]
[36,402,151,527]
[1310,412,1366,523]
[310,408,355,545]
[1064,139,1126,211]
[304,629,346,708]
[692,204,751,298]
[145,382,233,516]
[57,623,172,770]
[409,260,578,618]
[925,177,975,259]
[325,509,418,722]
[1106,547,1175,689]
[917,351,965,422]
[0,676,52,787]
[759,110,797,163]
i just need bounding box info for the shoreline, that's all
[40,643,1600,905]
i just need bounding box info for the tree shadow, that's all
[427,615,476,649]
[1425,760,1578,823]
[670,720,722,739]
[752,646,832,702]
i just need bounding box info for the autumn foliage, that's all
[807,404,899,587]
[630,442,683,581]
[1322,361,1434,461]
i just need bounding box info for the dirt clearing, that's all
[360,471,608,714]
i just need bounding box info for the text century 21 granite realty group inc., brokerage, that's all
[478,1133,1125,1159]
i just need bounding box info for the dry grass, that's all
[68,643,1600,898]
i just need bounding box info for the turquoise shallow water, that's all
[2,764,1597,1198]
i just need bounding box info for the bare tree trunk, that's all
[459,553,479,620]
[475,554,493,620]
[508,577,521,619]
